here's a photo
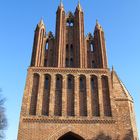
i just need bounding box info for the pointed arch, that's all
[29,73,40,115]
[58,131,85,140]
[79,75,87,116]
[91,75,100,116]
[42,74,51,115]
[54,74,63,116]
[101,75,112,116]
[67,74,75,116]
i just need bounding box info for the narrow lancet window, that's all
[101,76,112,116]
[67,75,74,116]
[29,73,40,115]
[79,75,87,116]
[42,74,51,115]
[91,76,100,116]
[54,75,62,116]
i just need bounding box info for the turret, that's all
[31,19,46,67]
[94,20,108,68]
[54,0,66,67]
[74,1,86,68]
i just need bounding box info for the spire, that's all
[38,18,45,28]
[76,0,82,11]
[58,0,64,9]
[60,0,63,7]
[112,65,114,72]
[95,19,103,31]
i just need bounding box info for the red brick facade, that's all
[17,2,138,140]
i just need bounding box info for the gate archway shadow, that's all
[58,132,85,140]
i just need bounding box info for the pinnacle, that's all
[96,19,100,27]
[112,65,114,71]
[59,0,64,8]
[76,0,82,11]
[95,19,103,31]
[37,18,46,29]
[38,18,44,26]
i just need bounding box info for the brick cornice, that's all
[22,116,116,124]
[28,67,110,75]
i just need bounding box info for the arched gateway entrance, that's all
[58,132,85,140]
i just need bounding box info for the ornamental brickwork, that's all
[17,2,138,140]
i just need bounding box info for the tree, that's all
[0,89,7,139]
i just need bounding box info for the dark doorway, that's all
[58,132,84,140]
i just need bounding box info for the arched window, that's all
[66,44,69,67]
[70,44,73,56]
[90,43,94,52]
[91,75,100,116]
[68,78,72,89]
[91,78,95,91]
[55,75,62,116]
[44,59,47,67]
[66,20,74,27]
[45,77,49,89]
[79,75,87,116]
[66,58,69,67]
[92,60,96,68]
[56,77,62,89]
[29,73,40,115]
[67,75,74,89]
[66,22,70,26]
[67,75,74,116]
[101,76,112,116]
[70,22,74,27]
[66,44,69,52]
[70,58,73,67]
[42,74,51,115]
[80,77,85,90]
[46,42,48,50]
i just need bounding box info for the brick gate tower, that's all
[17,2,138,140]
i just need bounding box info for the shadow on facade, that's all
[89,129,134,140]
[123,129,133,140]
[94,132,112,140]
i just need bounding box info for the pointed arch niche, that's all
[29,73,40,115]
[101,75,112,116]
[54,74,63,116]
[91,75,100,116]
[67,75,75,116]
[42,74,51,116]
[79,75,87,116]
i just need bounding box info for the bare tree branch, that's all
[0,89,7,139]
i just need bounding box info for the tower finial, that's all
[112,65,114,71]
[96,19,98,25]
[39,18,44,25]
[78,0,80,4]
[77,0,82,11]
[60,0,63,7]
[37,18,45,28]
[95,19,103,31]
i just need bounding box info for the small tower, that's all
[31,19,46,67]
[94,20,108,68]
[55,0,66,67]
[74,1,86,68]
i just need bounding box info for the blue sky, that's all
[0,0,140,139]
